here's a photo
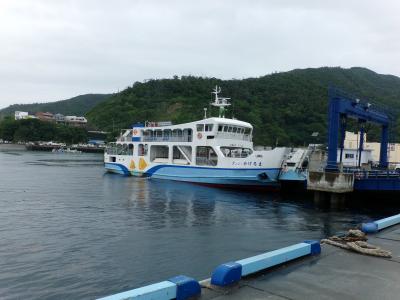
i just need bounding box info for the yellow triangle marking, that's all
[129,160,135,170]
[139,158,148,170]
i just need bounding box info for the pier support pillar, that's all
[379,125,389,168]
[313,191,327,206]
[330,193,346,209]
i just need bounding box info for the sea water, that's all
[0,150,389,299]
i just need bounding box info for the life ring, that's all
[197,132,203,139]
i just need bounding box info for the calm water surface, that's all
[0,150,391,299]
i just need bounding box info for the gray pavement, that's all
[199,225,400,300]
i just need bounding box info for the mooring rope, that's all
[321,229,392,258]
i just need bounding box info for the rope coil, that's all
[321,229,392,258]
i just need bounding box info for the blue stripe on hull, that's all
[104,163,281,187]
[104,163,130,175]
[148,165,281,187]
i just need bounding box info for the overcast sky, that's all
[0,0,399,108]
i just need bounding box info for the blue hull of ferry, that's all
[279,170,307,182]
[104,163,130,175]
[104,163,280,188]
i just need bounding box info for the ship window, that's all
[128,144,134,155]
[196,146,218,166]
[183,128,193,142]
[116,144,131,155]
[205,124,214,132]
[345,153,354,159]
[228,126,233,133]
[155,130,162,137]
[244,128,251,134]
[197,124,204,132]
[232,127,237,133]
[221,147,253,158]
[223,126,228,132]
[163,129,172,139]
[106,143,115,155]
[173,145,192,164]
[138,144,148,156]
[117,144,124,155]
[172,129,182,138]
[150,145,169,162]
[218,125,223,132]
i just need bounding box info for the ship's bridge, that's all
[197,117,253,142]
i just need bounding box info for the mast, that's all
[211,85,231,118]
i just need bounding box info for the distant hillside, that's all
[0,94,111,119]
[86,67,400,146]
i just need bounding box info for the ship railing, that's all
[118,136,133,142]
[216,132,252,141]
[142,136,192,142]
[117,129,133,142]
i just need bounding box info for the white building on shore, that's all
[344,131,400,164]
[15,111,29,120]
[64,116,87,126]
[337,148,373,167]
[14,111,37,120]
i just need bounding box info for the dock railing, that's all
[353,170,400,179]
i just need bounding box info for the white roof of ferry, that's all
[204,117,252,128]
[139,117,252,130]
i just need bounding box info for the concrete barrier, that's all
[97,275,200,300]
[98,240,323,297]
[362,213,400,233]
[211,240,321,286]
[375,213,400,230]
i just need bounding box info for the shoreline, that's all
[0,143,26,151]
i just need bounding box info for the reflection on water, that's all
[0,151,391,300]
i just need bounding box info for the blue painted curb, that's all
[97,275,201,300]
[96,281,176,300]
[210,241,321,287]
[210,262,242,286]
[375,213,400,230]
[361,213,400,233]
[304,240,321,255]
[168,275,201,300]
[361,222,378,233]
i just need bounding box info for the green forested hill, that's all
[87,67,400,146]
[0,93,111,119]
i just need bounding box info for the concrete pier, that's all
[98,214,400,300]
[199,224,400,300]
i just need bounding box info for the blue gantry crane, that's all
[307,88,400,196]
[326,88,391,171]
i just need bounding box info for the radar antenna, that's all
[210,85,231,118]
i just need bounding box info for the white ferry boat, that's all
[104,86,288,189]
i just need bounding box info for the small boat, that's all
[104,86,288,189]
[52,147,82,154]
